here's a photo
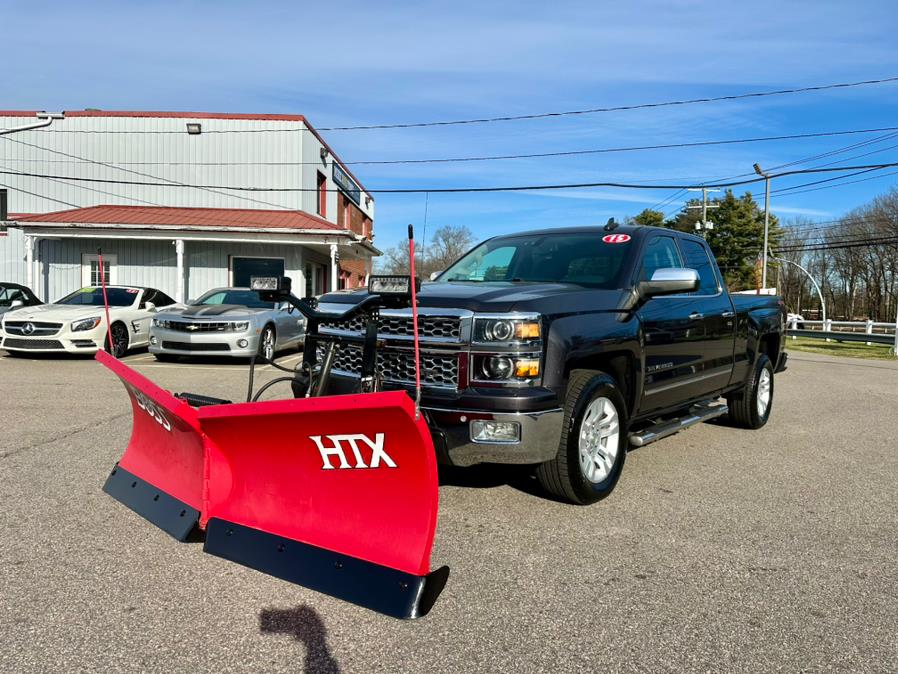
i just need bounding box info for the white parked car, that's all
[149,287,305,361]
[0,286,177,357]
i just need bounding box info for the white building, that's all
[0,110,378,302]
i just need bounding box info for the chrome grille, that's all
[319,344,458,389]
[165,321,234,333]
[319,314,461,340]
[3,321,62,336]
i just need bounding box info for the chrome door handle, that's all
[688,312,704,320]
[721,311,735,318]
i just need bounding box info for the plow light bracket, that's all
[251,275,292,302]
[368,275,420,298]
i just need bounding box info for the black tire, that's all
[105,322,130,358]
[153,353,179,362]
[727,353,774,429]
[536,370,628,505]
[258,324,276,362]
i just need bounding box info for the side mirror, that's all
[638,268,699,298]
[429,271,442,281]
[10,300,24,309]
[144,301,157,312]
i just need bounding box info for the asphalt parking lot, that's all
[1,349,897,672]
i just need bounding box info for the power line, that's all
[0,135,304,211]
[14,77,898,135]
[0,181,80,209]
[7,124,898,167]
[314,76,898,131]
[3,161,898,195]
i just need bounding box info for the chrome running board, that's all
[628,401,728,448]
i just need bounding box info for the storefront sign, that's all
[332,163,361,205]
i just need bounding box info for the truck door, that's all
[636,234,708,414]
[676,237,736,397]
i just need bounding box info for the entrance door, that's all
[231,257,285,287]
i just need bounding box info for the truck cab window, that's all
[679,239,720,295]
[639,236,682,280]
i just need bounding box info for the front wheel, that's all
[105,322,129,358]
[536,370,628,505]
[727,353,774,429]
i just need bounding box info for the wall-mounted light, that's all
[320,147,330,162]
[186,123,202,135]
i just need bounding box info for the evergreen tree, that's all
[664,190,781,290]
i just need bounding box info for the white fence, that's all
[787,319,898,352]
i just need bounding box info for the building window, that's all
[81,253,117,286]
[317,172,327,217]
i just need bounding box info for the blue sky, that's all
[4,0,898,252]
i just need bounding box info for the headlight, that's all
[152,318,170,329]
[474,355,540,381]
[231,321,250,332]
[473,316,541,343]
[72,317,102,332]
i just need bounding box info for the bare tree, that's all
[377,224,475,279]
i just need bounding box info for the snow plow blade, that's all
[199,392,447,619]
[98,350,205,540]
[97,352,447,619]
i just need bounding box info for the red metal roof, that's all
[16,205,344,231]
[0,110,306,121]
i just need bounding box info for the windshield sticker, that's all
[126,288,138,294]
[602,234,631,244]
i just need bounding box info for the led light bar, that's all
[368,275,419,297]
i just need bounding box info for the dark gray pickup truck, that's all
[318,224,786,504]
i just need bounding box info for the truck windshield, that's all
[438,233,629,288]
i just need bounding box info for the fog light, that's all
[237,338,249,348]
[471,420,520,443]
[150,336,157,345]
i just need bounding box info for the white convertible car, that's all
[0,286,177,357]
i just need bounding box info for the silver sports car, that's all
[149,287,305,360]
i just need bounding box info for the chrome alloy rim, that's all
[757,368,772,417]
[578,397,620,484]
[262,329,275,361]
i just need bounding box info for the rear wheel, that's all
[105,322,129,358]
[727,353,774,429]
[536,370,628,505]
[258,325,276,362]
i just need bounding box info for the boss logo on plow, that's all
[126,385,172,432]
[310,434,397,470]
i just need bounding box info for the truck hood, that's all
[323,282,629,314]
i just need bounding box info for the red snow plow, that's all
[101,249,449,619]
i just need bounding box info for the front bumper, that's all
[0,325,105,353]
[424,406,564,467]
[149,327,258,357]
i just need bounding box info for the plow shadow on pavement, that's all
[259,605,340,674]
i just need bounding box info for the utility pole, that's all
[686,187,719,237]
[753,163,772,290]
